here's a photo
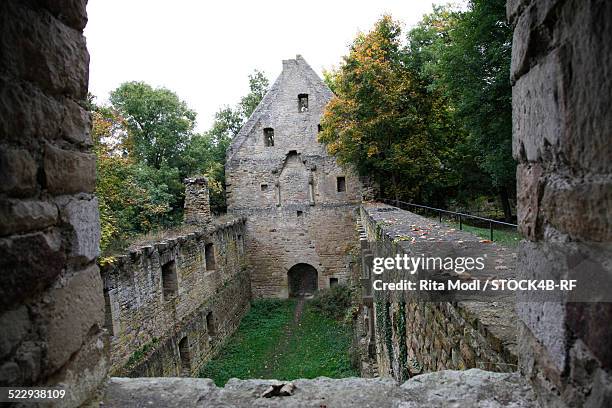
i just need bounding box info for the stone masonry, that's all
[0,1,109,407]
[225,55,363,298]
[358,203,518,382]
[1,0,612,407]
[509,0,612,406]
[100,180,251,378]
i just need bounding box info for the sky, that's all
[86,0,462,132]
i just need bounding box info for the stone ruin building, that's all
[225,55,363,298]
[0,0,611,407]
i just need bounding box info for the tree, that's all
[427,0,515,220]
[319,16,449,202]
[109,82,197,170]
[92,106,174,258]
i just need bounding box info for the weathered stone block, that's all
[0,80,64,142]
[0,231,64,312]
[44,143,95,195]
[0,306,30,360]
[541,174,612,241]
[512,50,564,163]
[61,98,92,146]
[58,196,100,261]
[0,147,38,197]
[0,199,58,236]
[37,265,105,374]
[0,1,89,98]
[38,0,89,31]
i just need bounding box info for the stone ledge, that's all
[99,369,537,407]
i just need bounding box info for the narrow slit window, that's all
[205,243,216,271]
[336,176,346,192]
[178,336,191,375]
[161,260,178,300]
[298,94,309,112]
[317,124,322,133]
[206,311,215,335]
[103,289,114,336]
[264,128,274,146]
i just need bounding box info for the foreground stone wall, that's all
[359,204,518,382]
[226,56,361,297]
[100,217,250,377]
[509,0,612,406]
[0,1,109,406]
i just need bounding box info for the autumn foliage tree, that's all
[319,16,453,202]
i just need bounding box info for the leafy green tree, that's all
[425,0,515,219]
[109,81,197,170]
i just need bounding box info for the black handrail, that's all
[380,199,517,242]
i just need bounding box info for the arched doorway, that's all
[287,263,318,297]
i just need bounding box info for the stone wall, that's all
[508,0,612,406]
[226,56,362,298]
[100,217,250,377]
[358,203,518,382]
[0,1,109,406]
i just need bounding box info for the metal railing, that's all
[381,199,517,242]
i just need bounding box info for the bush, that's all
[310,285,353,321]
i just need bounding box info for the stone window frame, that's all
[206,311,216,336]
[298,93,309,112]
[205,243,216,271]
[178,336,191,375]
[161,260,178,301]
[336,176,346,193]
[263,127,275,147]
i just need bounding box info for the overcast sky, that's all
[86,0,462,131]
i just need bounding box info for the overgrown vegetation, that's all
[310,285,353,321]
[199,298,357,386]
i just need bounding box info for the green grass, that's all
[199,298,357,385]
[440,218,520,247]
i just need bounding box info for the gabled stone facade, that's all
[225,55,362,298]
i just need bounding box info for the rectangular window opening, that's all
[298,94,309,112]
[336,176,346,193]
[261,184,268,191]
[103,289,114,336]
[178,336,191,375]
[161,260,178,300]
[330,277,339,287]
[264,128,274,147]
[297,210,303,217]
[206,311,215,335]
[205,243,216,271]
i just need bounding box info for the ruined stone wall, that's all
[0,1,109,406]
[359,204,518,382]
[226,56,361,298]
[508,0,612,405]
[100,217,250,377]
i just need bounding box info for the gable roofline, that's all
[226,55,334,163]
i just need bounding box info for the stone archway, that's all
[287,263,318,297]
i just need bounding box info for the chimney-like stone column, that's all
[184,177,212,226]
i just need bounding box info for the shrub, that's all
[310,285,353,320]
